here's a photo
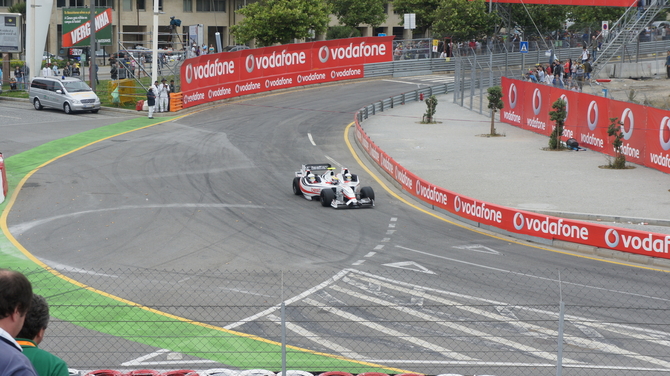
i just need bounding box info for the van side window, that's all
[31,79,47,90]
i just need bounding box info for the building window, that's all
[122,0,132,11]
[56,0,66,7]
[196,0,225,12]
[0,0,12,6]
[69,0,84,6]
[136,0,145,11]
[95,0,113,8]
[183,0,192,12]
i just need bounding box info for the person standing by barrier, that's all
[665,50,670,78]
[14,65,24,90]
[0,268,38,376]
[147,87,156,119]
[157,79,169,113]
[15,295,68,376]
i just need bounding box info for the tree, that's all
[507,4,568,38]
[607,117,626,169]
[392,0,441,37]
[548,98,567,150]
[231,0,331,47]
[422,95,438,123]
[432,0,499,42]
[567,6,626,32]
[8,2,26,18]
[327,26,362,40]
[328,0,387,36]
[487,86,503,136]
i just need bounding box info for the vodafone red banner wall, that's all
[490,0,634,6]
[608,101,647,166]
[548,87,579,143]
[354,115,670,259]
[646,108,670,174]
[179,36,394,108]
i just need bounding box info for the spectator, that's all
[665,50,670,79]
[110,63,118,80]
[157,78,169,113]
[41,64,53,77]
[16,295,68,376]
[10,76,17,90]
[51,64,59,76]
[14,65,24,90]
[0,268,38,376]
[147,87,156,119]
[63,62,71,77]
[580,46,590,63]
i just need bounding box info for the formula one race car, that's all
[292,163,375,209]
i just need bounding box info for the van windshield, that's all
[63,80,92,92]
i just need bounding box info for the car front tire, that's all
[361,186,375,201]
[320,188,334,207]
[33,98,43,110]
[64,103,72,114]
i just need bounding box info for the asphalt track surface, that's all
[1,79,670,375]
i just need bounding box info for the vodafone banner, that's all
[500,78,670,174]
[354,114,670,258]
[180,36,394,108]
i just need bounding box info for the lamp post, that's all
[151,0,159,83]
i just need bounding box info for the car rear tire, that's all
[320,188,334,207]
[33,98,43,110]
[361,186,375,201]
[292,177,302,195]
[64,103,72,114]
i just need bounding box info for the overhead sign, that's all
[404,13,415,30]
[0,13,22,53]
[520,41,528,53]
[62,8,112,47]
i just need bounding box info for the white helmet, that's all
[344,173,352,181]
[307,174,316,183]
[331,176,339,184]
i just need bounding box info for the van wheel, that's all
[64,103,72,114]
[91,109,99,114]
[33,98,43,110]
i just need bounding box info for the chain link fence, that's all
[13,267,670,376]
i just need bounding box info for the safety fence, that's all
[14,267,670,376]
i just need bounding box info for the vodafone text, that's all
[605,229,670,253]
[503,110,521,124]
[513,213,588,240]
[208,86,231,99]
[380,155,394,175]
[328,42,386,60]
[253,50,306,70]
[235,82,261,94]
[526,117,546,130]
[265,77,292,88]
[297,72,326,84]
[649,152,670,168]
[330,68,362,79]
[416,181,447,205]
[614,143,640,159]
[191,59,235,82]
[580,133,604,148]
[183,92,205,105]
[395,169,412,190]
[454,196,501,223]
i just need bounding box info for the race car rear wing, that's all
[303,163,331,171]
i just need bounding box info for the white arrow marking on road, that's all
[452,244,500,255]
[382,261,435,274]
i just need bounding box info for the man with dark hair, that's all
[0,268,38,376]
[16,295,68,376]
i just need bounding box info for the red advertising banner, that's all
[489,0,635,6]
[501,77,524,128]
[180,36,394,108]
[645,107,670,174]
[521,83,552,136]
[574,93,610,154]
[608,101,647,165]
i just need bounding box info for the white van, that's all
[29,76,101,114]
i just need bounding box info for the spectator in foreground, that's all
[15,295,68,376]
[0,268,38,376]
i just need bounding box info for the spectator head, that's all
[17,295,49,344]
[0,269,33,337]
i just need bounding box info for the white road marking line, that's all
[352,260,365,265]
[390,217,398,221]
[374,245,384,250]
[386,230,395,234]
[302,298,477,361]
[381,238,390,242]
[266,314,367,360]
[324,155,342,168]
[395,245,510,273]
[388,223,396,228]
[350,273,670,368]
[381,79,428,86]
[382,261,435,275]
[123,349,217,366]
[308,132,316,146]
[331,283,577,364]
[224,269,351,329]
[364,252,376,257]
[452,244,501,255]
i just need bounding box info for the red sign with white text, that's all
[548,87,579,142]
[645,107,670,174]
[180,37,394,108]
[521,83,552,136]
[501,77,524,128]
[573,93,610,154]
[608,101,646,165]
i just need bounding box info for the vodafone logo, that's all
[620,108,634,140]
[587,101,598,131]
[246,55,255,73]
[559,94,569,117]
[513,212,524,230]
[605,229,619,247]
[184,64,193,84]
[508,84,517,109]
[660,116,670,151]
[319,46,329,63]
[532,88,541,116]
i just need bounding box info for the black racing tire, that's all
[64,103,72,114]
[33,98,43,110]
[292,177,302,195]
[320,188,334,207]
[91,109,99,113]
[360,186,375,201]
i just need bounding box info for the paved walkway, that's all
[361,93,670,235]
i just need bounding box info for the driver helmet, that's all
[344,173,352,181]
[331,176,339,185]
[307,174,316,183]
